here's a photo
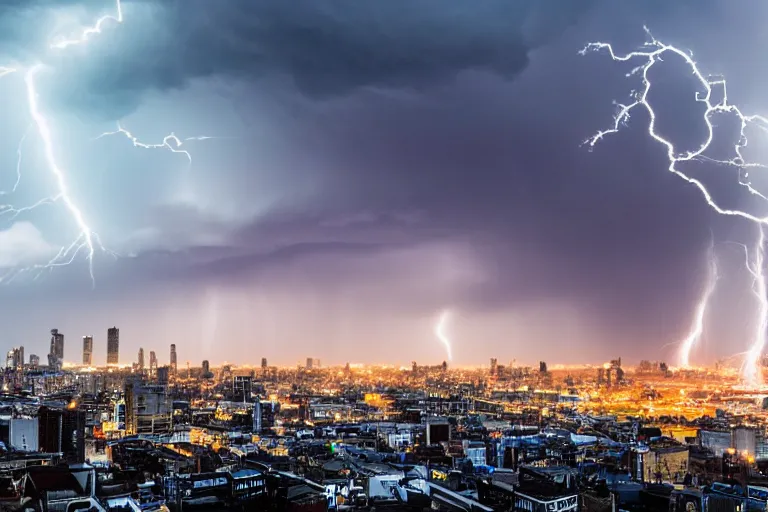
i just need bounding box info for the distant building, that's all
[82,336,93,366]
[107,327,119,365]
[138,348,145,370]
[49,329,64,363]
[261,357,268,369]
[490,358,498,376]
[6,347,23,371]
[29,354,39,368]
[306,357,313,370]
[202,360,210,375]
[170,344,177,374]
[149,351,157,376]
[157,366,170,385]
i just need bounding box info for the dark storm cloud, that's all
[38,0,597,116]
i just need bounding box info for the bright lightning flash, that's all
[583,27,768,386]
[678,242,718,368]
[581,26,768,222]
[95,122,213,164]
[742,226,768,388]
[435,310,453,362]
[0,0,212,285]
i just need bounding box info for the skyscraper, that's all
[82,336,93,366]
[202,360,210,375]
[107,327,119,366]
[138,348,145,370]
[261,358,268,369]
[170,344,177,374]
[29,354,39,368]
[149,351,157,376]
[50,329,64,363]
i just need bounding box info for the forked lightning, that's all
[583,27,768,385]
[678,242,718,368]
[0,0,210,285]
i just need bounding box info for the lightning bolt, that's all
[581,26,768,223]
[49,0,124,50]
[435,310,453,362]
[741,226,768,388]
[583,27,768,386]
[95,122,213,164]
[678,240,718,368]
[0,0,213,285]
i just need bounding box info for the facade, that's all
[82,336,93,366]
[6,347,23,371]
[138,348,145,370]
[50,329,64,363]
[107,327,119,365]
[124,380,171,435]
[233,376,253,402]
[170,344,177,374]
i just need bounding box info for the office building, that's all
[49,329,64,363]
[6,347,23,371]
[82,336,93,366]
[124,379,171,435]
[29,354,39,368]
[107,327,119,365]
[149,351,157,376]
[202,360,210,375]
[138,348,145,370]
[233,376,253,402]
[261,357,268,369]
[170,344,177,374]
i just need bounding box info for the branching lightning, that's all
[435,310,453,362]
[49,0,123,50]
[95,122,213,164]
[740,226,768,388]
[678,241,718,368]
[581,26,768,224]
[0,0,213,285]
[583,27,768,386]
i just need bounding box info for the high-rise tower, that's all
[82,336,93,366]
[149,351,157,376]
[170,344,177,374]
[138,348,145,370]
[50,329,64,363]
[107,327,119,366]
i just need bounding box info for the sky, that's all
[0,0,766,368]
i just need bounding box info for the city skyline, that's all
[2,1,768,366]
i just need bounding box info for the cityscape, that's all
[3,1,768,512]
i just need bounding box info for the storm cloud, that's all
[0,0,761,366]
